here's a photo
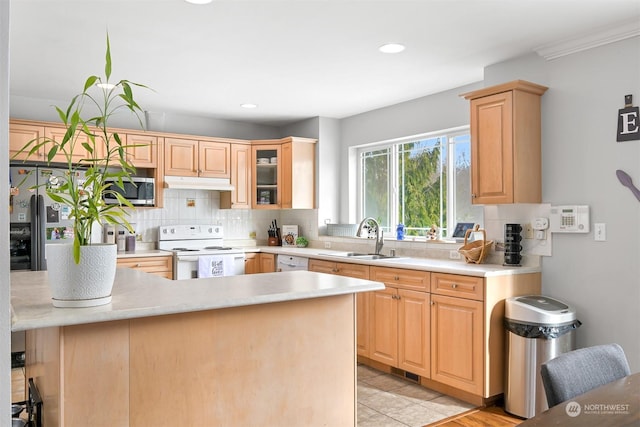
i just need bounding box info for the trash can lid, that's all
[505,295,577,325]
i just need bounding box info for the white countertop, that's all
[10,268,384,331]
[254,246,540,277]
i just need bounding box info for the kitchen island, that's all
[11,268,384,427]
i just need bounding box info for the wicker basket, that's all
[458,225,493,264]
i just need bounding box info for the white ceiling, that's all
[9,0,640,126]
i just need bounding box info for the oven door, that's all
[174,253,245,280]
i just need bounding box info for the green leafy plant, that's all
[14,35,149,263]
[295,236,309,247]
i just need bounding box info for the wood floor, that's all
[427,405,524,427]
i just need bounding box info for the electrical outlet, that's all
[449,250,461,260]
[524,223,534,239]
[324,241,332,249]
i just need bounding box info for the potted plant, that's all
[14,35,149,307]
[295,236,309,248]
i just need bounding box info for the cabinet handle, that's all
[430,301,435,306]
[451,283,458,289]
[394,275,399,281]
[136,263,141,267]
[471,193,477,198]
[332,268,339,273]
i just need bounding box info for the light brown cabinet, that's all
[244,253,276,274]
[309,259,371,356]
[220,143,251,209]
[430,278,484,395]
[369,267,431,377]
[125,133,158,168]
[252,137,316,209]
[117,255,173,279]
[462,80,548,204]
[164,137,230,178]
[9,123,46,161]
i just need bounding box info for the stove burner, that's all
[204,246,233,250]
[172,247,199,252]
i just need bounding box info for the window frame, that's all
[356,125,471,238]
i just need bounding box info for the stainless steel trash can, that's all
[504,295,581,418]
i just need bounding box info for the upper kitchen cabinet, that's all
[9,122,46,162]
[164,137,230,178]
[220,143,252,209]
[251,137,316,209]
[125,133,158,168]
[462,80,548,204]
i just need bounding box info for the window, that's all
[358,127,482,238]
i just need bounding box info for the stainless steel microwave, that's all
[103,177,155,206]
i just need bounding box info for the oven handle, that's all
[176,255,200,262]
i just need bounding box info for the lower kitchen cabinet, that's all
[260,253,276,273]
[369,267,431,378]
[430,293,483,395]
[309,259,371,356]
[117,255,173,279]
[245,253,276,274]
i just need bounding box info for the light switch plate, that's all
[594,223,606,241]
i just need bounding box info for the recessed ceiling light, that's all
[184,0,212,4]
[379,43,406,54]
[240,103,258,109]
[96,83,115,90]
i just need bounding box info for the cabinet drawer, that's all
[371,266,430,291]
[335,262,369,279]
[308,259,336,275]
[431,273,484,301]
[117,256,172,273]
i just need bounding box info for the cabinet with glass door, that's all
[252,144,281,209]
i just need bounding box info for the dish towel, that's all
[198,255,239,278]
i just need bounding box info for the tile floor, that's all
[357,365,476,427]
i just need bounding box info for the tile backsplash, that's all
[123,189,319,246]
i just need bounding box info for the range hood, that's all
[164,176,234,191]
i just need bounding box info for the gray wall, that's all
[1,0,11,420]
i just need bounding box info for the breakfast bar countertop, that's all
[10,268,384,331]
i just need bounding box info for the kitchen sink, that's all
[324,252,401,260]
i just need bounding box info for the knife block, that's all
[268,237,281,246]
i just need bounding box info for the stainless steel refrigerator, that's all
[10,165,85,272]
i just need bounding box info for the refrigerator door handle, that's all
[36,195,47,271]
[30,194,39,271]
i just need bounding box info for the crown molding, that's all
[535,18,640,60]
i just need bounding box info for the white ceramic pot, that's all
[46,243,117,308]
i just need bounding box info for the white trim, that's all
[535,18,640,61]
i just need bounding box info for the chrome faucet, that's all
[356,217,384,255]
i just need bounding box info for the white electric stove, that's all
[158,224,245,280]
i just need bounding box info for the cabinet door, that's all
[259,253,276,273]
[356,292,371,357]
[10,123,46,161]
[199,141,230,178]
[370,287,398,366]
[45,127,91,164]
[126,134,157,168]
[252,145,281,209]
[244,253,258,274]
[398,289,430,377]
[470,91,514,204]
[164,138,198,176]
[221,143,251,209]
[431,294,483,395]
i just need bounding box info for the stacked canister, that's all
[504,224,522,266]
